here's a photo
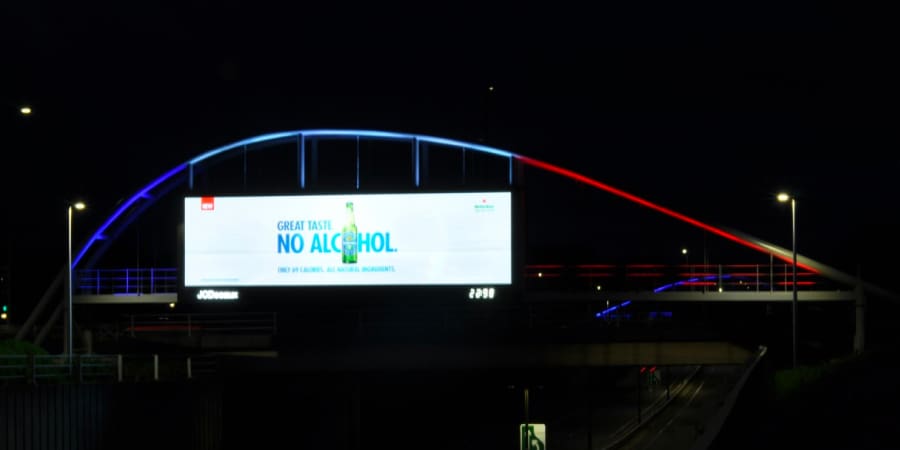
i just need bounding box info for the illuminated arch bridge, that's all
[16,129,891,345]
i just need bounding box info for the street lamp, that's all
[67,201,85,361]
[681,248,690,290]
[777,192,797,368]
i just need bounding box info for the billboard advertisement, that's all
[183,192,512,287]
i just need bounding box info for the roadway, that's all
[608,365,744,450]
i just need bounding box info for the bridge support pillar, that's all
[853,280,866,354]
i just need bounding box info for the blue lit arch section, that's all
[72,129,816,274]
[74,130,517,270]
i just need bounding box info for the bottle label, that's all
[342,201,358,264]
[342,230,357,263]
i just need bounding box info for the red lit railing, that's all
[524,263,828,292]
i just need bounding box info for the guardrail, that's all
[0,353,217,384]
[122,312,277,337]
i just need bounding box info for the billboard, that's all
[183,192,512,287]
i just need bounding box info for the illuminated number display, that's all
[468,287,496,300]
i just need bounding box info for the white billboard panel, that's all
[183,192,512,287]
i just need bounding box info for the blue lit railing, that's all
[75,268,178,296]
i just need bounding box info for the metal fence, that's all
[0,354,218,384]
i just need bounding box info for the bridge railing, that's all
[523,263,840,292]
[73,263,844,297]
[75,268,178,296]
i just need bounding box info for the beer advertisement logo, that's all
[474,197,495,212]
[274,200,398,275]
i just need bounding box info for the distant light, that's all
[488,86,494,92]
[1,312,7,320]
[681,248,687,255]
[19,106,32,116]
[718,287,723,292]
[538,272,542,278]
[596,285,602,291]
[777,193,791,203]
[168,302,176,309]
[73,202,86,210]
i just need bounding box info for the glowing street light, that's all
[19,106,32,116]
[777,192,798,368]
[67,201,86,362]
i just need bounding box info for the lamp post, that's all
[681,248,690,290]
[67,201,85,361]
[777,193,797,368]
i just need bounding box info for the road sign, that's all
[520,423,546,450]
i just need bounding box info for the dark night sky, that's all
[2,1,898,298]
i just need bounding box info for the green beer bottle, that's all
[342,201,358,263]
